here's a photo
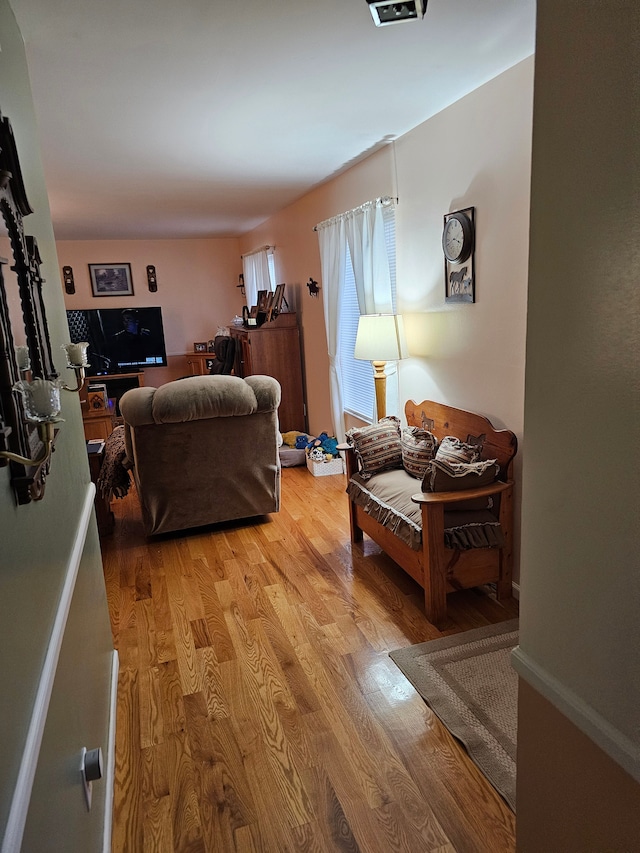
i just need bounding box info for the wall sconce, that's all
[354,313,408,421]
[146,264,158,292]
[0,378,63,469]
[60,342,90,392]
[0,343,89,489]
[62,265,75,294]
[307,277,320,297]
[237,273,245,297]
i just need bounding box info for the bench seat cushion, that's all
[347,468,504,552]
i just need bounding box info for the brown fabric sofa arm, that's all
[119,386,157,427]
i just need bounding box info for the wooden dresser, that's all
[229,312,306,433]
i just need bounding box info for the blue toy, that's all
[305,431,339,459]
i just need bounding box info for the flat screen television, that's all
[66,306,168,374]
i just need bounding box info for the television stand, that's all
[81,372,144,439]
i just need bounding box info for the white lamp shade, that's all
[354,314,409,361]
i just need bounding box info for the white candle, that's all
[25,379,61,419]
[63,341,89,366]
[16,346,31,371]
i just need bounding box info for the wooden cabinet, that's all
[80,372,144,440]
[229,312,306,433]
[82,400,115,441]
[185,351,216,375]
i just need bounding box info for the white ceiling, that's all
[10,0,535,240]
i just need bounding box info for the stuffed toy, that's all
[281,430,309,448]
[305,431,339,460]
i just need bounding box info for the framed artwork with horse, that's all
[443,206,475,303]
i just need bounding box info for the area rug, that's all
[389,619,519,811]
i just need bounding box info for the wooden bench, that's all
[341,399,517,628]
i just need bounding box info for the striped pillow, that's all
[401,426,438,479]
[435,435,482,465]
[346,417,402,479]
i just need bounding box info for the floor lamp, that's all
[354,314,408,421]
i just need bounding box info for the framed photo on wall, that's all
[89,263,134,297]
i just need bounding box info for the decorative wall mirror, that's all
[0,110,59,503]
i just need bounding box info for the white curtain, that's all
[316,197,396,434]
[316,216,348,442]
[345,198,394,314]
[242,247,272,310]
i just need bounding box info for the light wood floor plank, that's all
[104,466,518,851]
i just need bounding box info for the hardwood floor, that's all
[102,466,518,852]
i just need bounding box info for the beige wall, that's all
[57,237,244,355]
[517,682,640,851]
[1,1,114,847]
[515,0,639,846]
[239,146,395,438]
[242,57,534,581]
[54,59,535,585]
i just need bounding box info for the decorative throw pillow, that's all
[421,458,500,493]
[435,435,482,465]
[401,426,438,479]
[346,416,402,479]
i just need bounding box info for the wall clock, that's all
[443,206,475,303]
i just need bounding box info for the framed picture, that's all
[443,207,475,304]
[256,290,269,311]
[89,263,134,297]
[194,342,207,353]
[263,291,275,321]
[272,283,286,316]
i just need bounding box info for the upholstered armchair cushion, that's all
[120,375,281,536]
[121,374,278,425]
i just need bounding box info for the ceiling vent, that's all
[366,0,427,26]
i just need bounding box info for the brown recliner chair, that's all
[119,374,281,535]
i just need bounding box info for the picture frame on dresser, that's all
[272,283,286,317]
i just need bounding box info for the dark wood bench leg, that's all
[422,502,447,628]
[349,499,363,543]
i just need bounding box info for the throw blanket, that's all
[97,425,132,499]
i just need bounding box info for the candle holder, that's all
[61,342,90,392]
[0,378,64,468]
[15,345,31,373]
[14,377,63,420]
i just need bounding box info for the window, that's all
[338,206,397,422]
[267,251,276,291]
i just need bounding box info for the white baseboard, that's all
[103,649,119,853]
[511,580,520,600]
[1,485,95,853]
[511,646,640,784]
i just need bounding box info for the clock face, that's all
[443,212,473,263]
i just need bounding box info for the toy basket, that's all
[306,455,345,477]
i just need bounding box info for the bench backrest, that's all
[405,399,517,481]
